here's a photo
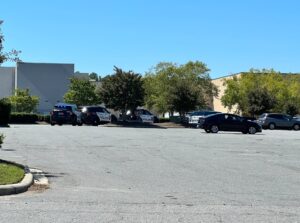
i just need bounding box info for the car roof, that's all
[55,103,76,107]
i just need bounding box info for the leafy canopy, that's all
[97,66,144,113]
[8,89,39,113]
[64,77,99,106]
[144,61,217,115]
[221,69,300,116]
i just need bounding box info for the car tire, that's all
[210,125,219,133]
[293,124,300,131]
[50,122,55,126]
[268,123,276,130]
[205,129,211,133]
[248,126,257,134]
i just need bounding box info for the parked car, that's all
[81,106,111,125]
[188,111,220,127]
[50,103,82,126]
[124,109,156,123]
[199,113,262,134]
[257,113,300,130]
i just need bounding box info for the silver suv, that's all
[258,113,300,130]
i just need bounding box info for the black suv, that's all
[81,106,112,126]
[200,113,262,134]
[50,103,82,126]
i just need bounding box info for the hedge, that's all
[0,98,11,126]
[9,113,38,124]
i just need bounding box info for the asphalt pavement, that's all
[0,125,299,222]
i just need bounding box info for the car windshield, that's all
[259,114,266,119]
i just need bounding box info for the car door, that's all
[96,107,111,122]
[219,114,234,131]
[282,115,293,128]
[272,114,285,128]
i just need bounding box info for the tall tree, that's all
[0,20,21,65]
[96,66,144,117]
[221,69,300,116]
[144,61,217,115]
[246,87,276,117]
[64,77,99,106]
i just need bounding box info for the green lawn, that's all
[0,162,25,185]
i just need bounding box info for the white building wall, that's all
[16,62,74,113]
[0,67,15,99]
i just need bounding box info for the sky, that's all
[1,0,300,78]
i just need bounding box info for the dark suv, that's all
[50,103,82,126]
[81,106,111,126]
[258,113,300,130]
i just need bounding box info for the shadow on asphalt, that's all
[43,172,67,178]
[199,131,265,135]
[105,122,168,129]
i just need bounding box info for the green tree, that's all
[96,66,144,117]
[0,20,21,65]
[64,77,99,106]
[8,89,39,113]
[89,72,99,81]
[144,61,217,115]
[221,69,300,116]
[168,81,200,116]
[246,87,276,117]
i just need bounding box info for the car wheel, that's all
[50,122,55,126]
[268,123,276,130]
[210,125,219,133]
[205,129,211,133]
[293,124,300,131]
[248,126,257,134]
[58,123,63,126]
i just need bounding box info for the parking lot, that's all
[0,125,299,222]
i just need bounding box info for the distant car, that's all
[125,109,156,123]
[257,113,300,130]
[200,113,262,134]
[81,106,111,126]
[50,103,82,126]
[189,111,220,127]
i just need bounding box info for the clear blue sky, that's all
[1,0,299,78]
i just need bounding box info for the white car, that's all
[189,111,220,127]
[126,109,155,123]
[81,106,111,125]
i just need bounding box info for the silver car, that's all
[188,111,220,127]
[258,113,300,130]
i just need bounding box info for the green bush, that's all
[158,117,170,123]
[9,113,38,124]
[170,116,184,123]
[37,114,50,123]
[0,98,11,126]
[0,134,4,147]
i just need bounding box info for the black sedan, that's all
[199,113,262,134]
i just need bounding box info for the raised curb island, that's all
[0,159,33,196]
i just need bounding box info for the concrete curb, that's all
[0,160,34,196]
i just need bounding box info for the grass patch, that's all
[0,162,25,185]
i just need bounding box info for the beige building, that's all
[212,73,241,113]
